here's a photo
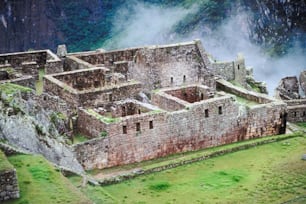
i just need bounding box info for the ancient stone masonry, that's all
[44,67,142,108]
[0,151,19,201]
[67,40,215,94]
[0,40,288,172]
[211,53,267,93]
[0,49,62,89]
[275,71,306,122]
[73,81,286,170]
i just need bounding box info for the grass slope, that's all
[3,154,91,204]
[77,135,306,204]
[0,150,13,172]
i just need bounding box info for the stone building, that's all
[275,71,306,122]
[0,40,287,170]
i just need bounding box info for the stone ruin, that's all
[275,71,306,123]
[0,151,19,201]
[0,49,62,89]
[0,40,288,175]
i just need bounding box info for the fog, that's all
[104,1,306,94]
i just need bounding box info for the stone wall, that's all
[0,76,35,89]
[212,54,247,87]
[284,99,306,122]
[0,50,62,75]
[0,151,19,201]
[44,69,142,108]
[128,41,214,93]
[74,48,140,67]
[77,81,142,108]
[64,55,94,71]
[0,50,62,89]
[212,61,235,81]
[53,68,108,90]
[151,90,188,111]
[165,85,212,103]
[0,170,19,201]
[66,41,215,95]
[216,79,273,104]
[44,74,80,107]
[74,85,286,170]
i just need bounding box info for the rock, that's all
[302,154,306,161]
[275,76,300,99]
[57,44,67,58]
[299,71,306,95]
[0,92,84,175]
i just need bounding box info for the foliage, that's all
[100,131,108,137]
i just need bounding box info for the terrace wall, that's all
[74,91,286,170]
[0,170,19,201]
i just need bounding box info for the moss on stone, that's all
[0,83,32,104]
[0,83,32,95]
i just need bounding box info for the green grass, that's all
[88,133,297,176]
[0,150,13,172]
[86,109,121,124]
[296,122,306,129]
[3,154,91,204]
[234,95,259,107]
[0,83,32,95]
[72,133,89,144]
[229,80,244,89]
[0,83,32,104]
[76,134,306,204]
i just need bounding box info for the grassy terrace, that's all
[234,95,259,107]
[3,154,91,204]
[0,150,13,172]
[69,133,306,204]
[86,109,121,124]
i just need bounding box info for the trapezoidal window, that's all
[183,75,186,82]
[122,125,127,134]
[136,122,141,132]
[170,77,173,84]
[109,94,113,101]
[218,106,223,115]
[122,106,126,117]
[237,65,240,70]
[294,112,297,117]
[149,121,153,129]
[303,111,306,117]
[205,109,209,118]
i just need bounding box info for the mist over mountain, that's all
[0,0,305,93]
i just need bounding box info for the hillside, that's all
[0,0,305,56]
